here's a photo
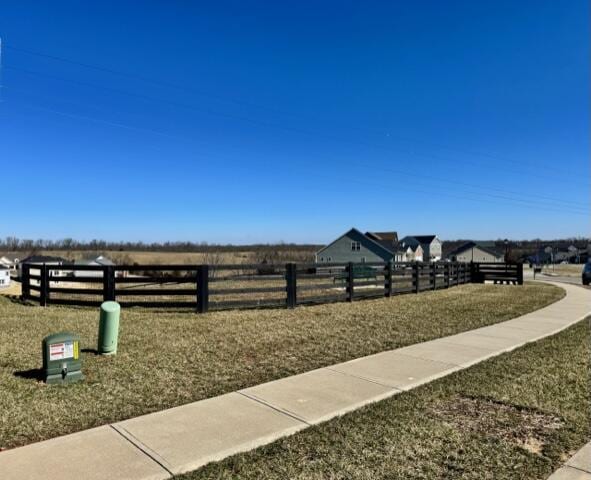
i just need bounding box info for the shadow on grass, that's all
[81,348,99,355]
[3,295,33,307]
[14,368,44,381]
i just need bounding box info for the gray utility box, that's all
[42,332,83,384]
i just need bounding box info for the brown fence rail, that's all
[20,261,523,311]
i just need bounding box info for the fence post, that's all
[286,263,297,308]
[346,262,354,302]
[39,264,49,307]
[385,261,393,297]
[517,263,524,285]
[103,265,116,301]
[414,261,420,293]
[197,265,209,313]
[431,263,436,290]
[21,263,31,300]
[445,263,450,288]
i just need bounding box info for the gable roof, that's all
[446,241,503,259]
[316,228,397,257]
[21,255,69,264]
[0,253,28,262]
[365,231,399,253]
[411,235,437,244]
[366,231,398,242]
[76,255,115,266]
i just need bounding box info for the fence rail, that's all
[20,261,523,311]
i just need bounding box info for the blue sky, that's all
[0,1,589,244]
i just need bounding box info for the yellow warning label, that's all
[73,341,79,360]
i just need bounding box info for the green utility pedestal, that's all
[42,332,83,384]
[98,301,120,355]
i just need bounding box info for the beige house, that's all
[399,235,442,261]
[402,244,424,262]
[446,242,504,263]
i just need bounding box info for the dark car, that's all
[583,262,591,286]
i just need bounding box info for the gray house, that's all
[315,228,403,264]
[399,235,442,261]
[446,241,504,263]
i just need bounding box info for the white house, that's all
[402,244,424,262]
[0,256,12,270]
[0,266,10,288]
[73,255,115,278]
[0,253,26,273]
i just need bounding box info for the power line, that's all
[4,46,589,214]
[345,178,588,217]
[3,44,300,118]
[5,44,586,183]
[7,63,589,193]
[379,167,588,209]
[6,87,589,215]
[11,98,181,140]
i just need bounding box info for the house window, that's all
[351,241,361,251]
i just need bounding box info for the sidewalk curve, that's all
[548,441,591,479]
[1,281,589,479]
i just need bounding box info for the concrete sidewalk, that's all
[1,282,589,479]
[548,442,591,479]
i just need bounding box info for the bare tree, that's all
[201,250,225,278]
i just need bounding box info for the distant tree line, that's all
[0,236,322,253]
[1,236,588,263]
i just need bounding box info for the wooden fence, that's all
[471,262,524,285]
[20,261,523,311]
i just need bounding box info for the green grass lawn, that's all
[0,282,563,449]
[177,319,591,480]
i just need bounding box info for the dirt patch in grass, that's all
[432,395,564,455]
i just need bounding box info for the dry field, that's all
[29,250,252,264]
[20,248,317,265]
[542,264,584,277]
